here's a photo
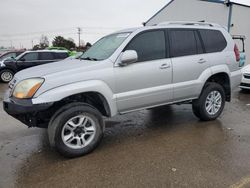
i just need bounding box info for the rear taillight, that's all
[234,44,240,62]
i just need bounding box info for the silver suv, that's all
[3,22,242,157]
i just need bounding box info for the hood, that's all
[0,58,15,67]
[0,60,5,67]
[242,64,250,74]
[15,59,106,81]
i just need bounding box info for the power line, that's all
[0,26,123,48]
[0,26,123,38]
[0,31,111,42]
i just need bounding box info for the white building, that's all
[145,0,250,62]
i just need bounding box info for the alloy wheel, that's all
[205,91,222,115]
[61,115,96,149]
[1,71,13,82]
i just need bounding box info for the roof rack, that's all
[157,21,221,27]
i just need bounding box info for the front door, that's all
[114,30,173,113]
[16,52,39,71]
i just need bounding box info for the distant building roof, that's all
[205,0,250,7]
[145,0,250,25]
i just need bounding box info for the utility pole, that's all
[10,40,13,49]
[31,40,34,49]
[77,27,82,48]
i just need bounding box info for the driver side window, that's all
[22,52,38,61]
[125,30,166,62]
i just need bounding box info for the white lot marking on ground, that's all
[246,104,250,106]
[171,168,177,172]
[230,176,250,188]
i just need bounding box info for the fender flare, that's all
[32,80,118,116]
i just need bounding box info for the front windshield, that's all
[0,53,14,61]
[81,32,130,61]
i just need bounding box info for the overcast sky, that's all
[0,0,167,48]
[0,0,249,49]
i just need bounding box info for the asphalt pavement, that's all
[0,83,250,188]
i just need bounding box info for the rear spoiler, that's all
[232,35,246,40]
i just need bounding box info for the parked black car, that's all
[0,50,26,61]
[0,50,69,83]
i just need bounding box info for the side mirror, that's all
[119,50,138,66]
[19,58,25,62]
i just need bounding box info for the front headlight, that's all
[12,78,44,99]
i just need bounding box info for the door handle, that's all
[198,59,206,64]
[160,63,170,69]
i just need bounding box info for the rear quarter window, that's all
[55,52,69,59]
[199,29,227,53]
[39,52,54,60]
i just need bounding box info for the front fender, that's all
[32,80,118,116]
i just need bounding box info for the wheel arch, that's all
[204,72,231,102]
[32,80,118,116]
[30,90,114,129]
[53,91,112,117]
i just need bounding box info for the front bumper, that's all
[3,93,53,127]
[240,73,250,90]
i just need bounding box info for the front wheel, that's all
[48,102,104,158]
[0,69,14,83]
[192,83,226,121]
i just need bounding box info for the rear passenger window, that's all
[55,53,69,59]
[199,29,227,53]
[40,52,54,60]
[170,30,202,57]
[125,30,166,62]
[195,31,203,54]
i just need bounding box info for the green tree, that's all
[52,36,76,50]
[33,43,49,50]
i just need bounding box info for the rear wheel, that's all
[48,102,104,158]
[192,83,225,121]
[0,69,14,83]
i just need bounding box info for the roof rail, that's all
[157,21,221,27]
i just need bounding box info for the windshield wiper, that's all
[80,57,99,61]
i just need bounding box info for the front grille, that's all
[8,78,17,97]
[240,83,250,87]
[244,74,250,79]
[9,79,16,90]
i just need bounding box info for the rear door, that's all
[38,52,55,65]
[169,29,210,101]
